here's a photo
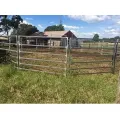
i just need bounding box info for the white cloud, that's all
[80,32,100,37]
[0,28,13,36]
[38,24,43,28]
[103,27,120,37]
[72,30,105,38]
[26,18,33,20]
[117,21,120,24]
[63,24,80,29]
[21,20,32,25]
[104,29,116,33]
[0,31,5,35]
[68,15,111,23]
[71,29,100,38]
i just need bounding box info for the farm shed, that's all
[26,32,47,45]
[44,30,78,47]
[19,31,79,48]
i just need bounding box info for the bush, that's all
[0,50,11,64]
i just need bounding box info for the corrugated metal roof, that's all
[44,31,68,37]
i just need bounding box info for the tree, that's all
[11,23,39,35]
[11,23,39,43]
[0,15,23,36]
[92,34,99,42]
[114,36,120,40]
[0,15,12,35]
[44,24,64,31]
[11,15,23,37]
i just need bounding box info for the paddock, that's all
[0,35,120,76]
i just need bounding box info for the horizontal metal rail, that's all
[20,50,66,56]
[0,35,67,39]
[70,66,111,70]
[79,47,114,50]
[19,35,68,39]
[0,35,17,37]
[18,67,62,75]
[0,48,17,52]
[0,42,17,45]
[72,60,112,64]
[19,43,66,48]
[71,54,112,57]
[72,71,112,75]
[20,57,66,63]
[20,63,65,70]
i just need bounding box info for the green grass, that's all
[0,64,118,103]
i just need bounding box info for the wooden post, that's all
[116,70,120,103]
[112,39,119,74]
[89,42,90,49]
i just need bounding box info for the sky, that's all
[1,15,120,38]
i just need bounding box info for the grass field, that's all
[0,41,120,103]
[0,64,118,103]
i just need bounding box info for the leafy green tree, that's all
[11,15,23,36]
[11,23,39,35]
[44,24,64,31]
[11,23,39,43]
[0,15,12,35]
[114,36,120,40]
[0,15,23,36]
[92,34,99,42]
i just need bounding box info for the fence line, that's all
[0,35,120,76]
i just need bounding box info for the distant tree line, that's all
[44,24,64,31]
[92,34,120,43]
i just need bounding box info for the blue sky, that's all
[3,15,120,38]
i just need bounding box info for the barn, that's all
[44,30,78,47]
[20,30,79,48]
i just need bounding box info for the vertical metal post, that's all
[8,36,11,51]
[36,38,37,51]
[65,37,68,77]
[68,38,71,72]
[49,38,51,49]
[21,37,22,51]
[112,39,119,74]
[17,36,20,69]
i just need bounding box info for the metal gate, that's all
[0,35,120,76]
[67,39,120,75]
